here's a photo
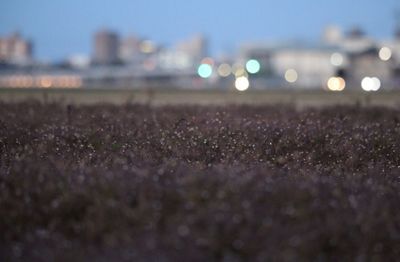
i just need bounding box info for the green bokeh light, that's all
[245,59,261,74]
[197,64,213,78]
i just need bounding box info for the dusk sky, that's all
[1,0,399,61]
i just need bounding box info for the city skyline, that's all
[1,0,399,61]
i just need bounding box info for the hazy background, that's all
[1,0,398,61]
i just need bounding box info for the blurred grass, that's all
[0,102,400,261]
[0,88,400,107]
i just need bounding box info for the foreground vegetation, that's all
[1,102,400,261]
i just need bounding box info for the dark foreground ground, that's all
[1,102,400,261]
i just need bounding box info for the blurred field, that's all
[1,88,400,107]
[1,103,400,261]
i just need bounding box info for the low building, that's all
[240,42,341,89]
[0,32,33,65]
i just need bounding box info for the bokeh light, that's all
[327,77,345,91]
[330,53,344,66]
[197,64,213,78]
[234,68,247,77]
[140,40,156,54]
[284,69,298,83]
[371,77,381,91]
[232,63,247,77]
[201,57,214,66]
[379,47,392,61]
[40,77,52,88]
[235,76,249,91]
[361,77,381,92]
[245,59,261,74]
[217,63,231,77]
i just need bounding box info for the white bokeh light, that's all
[235,76,249,91]
[379,47,392,61]
[361,77,381,92]
[284,69,298,83]
[330,53,344,66]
